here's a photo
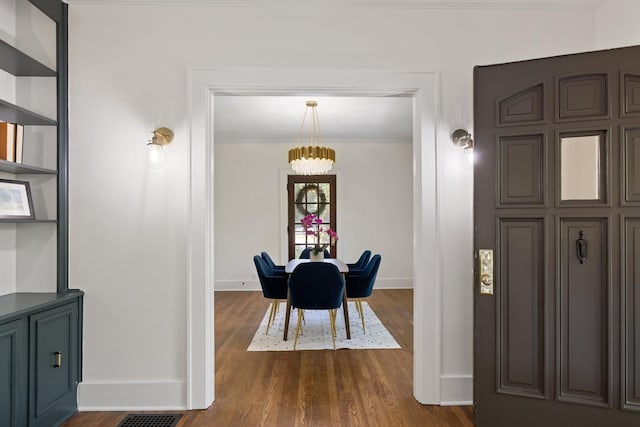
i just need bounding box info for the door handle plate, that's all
[479,249,494,295]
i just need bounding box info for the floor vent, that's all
[117,413,183,427]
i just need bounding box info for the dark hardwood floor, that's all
[63,289,473,426]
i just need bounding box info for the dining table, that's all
[283,258,351,341]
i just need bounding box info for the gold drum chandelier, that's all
[288,100,335,175]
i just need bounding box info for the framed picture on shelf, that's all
[0,179,34,220]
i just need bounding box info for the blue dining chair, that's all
[261,251,285,275]
[299,247,331,259]
[347,250,371,272]
[345,254,381,333]
[287,262,345,350]
[253,255,288,335]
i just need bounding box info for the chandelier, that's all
[288,100,335,175]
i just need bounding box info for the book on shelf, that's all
[15,124,24,163]
[0,121,16,162]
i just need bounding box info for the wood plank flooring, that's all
[63,289,473,426]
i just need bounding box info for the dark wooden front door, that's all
[474,46,640,426]
[287,175,337,260]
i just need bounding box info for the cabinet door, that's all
[0,319,27,427]
[29,303,78,427]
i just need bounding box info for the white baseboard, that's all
[77,376,469,410]
[374,278,413,289]
[214,280,261,291]
[77,380,187,411]
[440,374,473,405]
[214,277,413,291]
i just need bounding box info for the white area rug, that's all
[247,301,401,351]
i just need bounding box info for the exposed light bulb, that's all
[146,143,166,168]
[465,146,474,167]
[144,127,174,169]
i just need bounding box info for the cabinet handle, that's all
[54,351,62,368]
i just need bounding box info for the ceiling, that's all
[214,96,414,144]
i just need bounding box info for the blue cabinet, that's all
[0,319,27,427]
[29,302,79,427]
[0,292,83,427]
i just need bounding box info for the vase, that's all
[310,250,324,261]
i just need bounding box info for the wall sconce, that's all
[451,128,474,166]
[146,127,174,168]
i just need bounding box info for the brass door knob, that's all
[481,274,492,286]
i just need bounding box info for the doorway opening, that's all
[187,68,440,408]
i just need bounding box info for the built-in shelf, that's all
[0,3,79,426]
[0,160,56,175]
[0,39,56,77]
[0,99,57,126]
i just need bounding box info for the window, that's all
[287,175,337,259]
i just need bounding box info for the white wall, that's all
[0,226,16,296]
[595,0,640,49]
[214,140,413,291]
[67,0,611,409]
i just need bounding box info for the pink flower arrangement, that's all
[301,214,338,255]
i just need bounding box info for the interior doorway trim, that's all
[187,67,441,408]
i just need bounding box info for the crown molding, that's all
[65,0,609,11]
[214,137,412,145]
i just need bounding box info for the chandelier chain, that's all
[295,106,310,145]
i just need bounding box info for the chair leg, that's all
[293,309,303,350]
[354,299,362,320]
[297,308,304,336]
[357,299,366,333]
[328,309,335,338]
[329,310,336,350]
[266,300,277,335]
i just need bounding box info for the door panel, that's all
[474,45,640,426]
[622,74,640,116]
[498,134,545,206]
[623,217,640,411]
[557,74,609,121]
[0,319,27,427]
[498,83,545,126]
[498,218,545,398]
[558,219,609,407]
[623,127,640,203]
[29,303,78,427]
